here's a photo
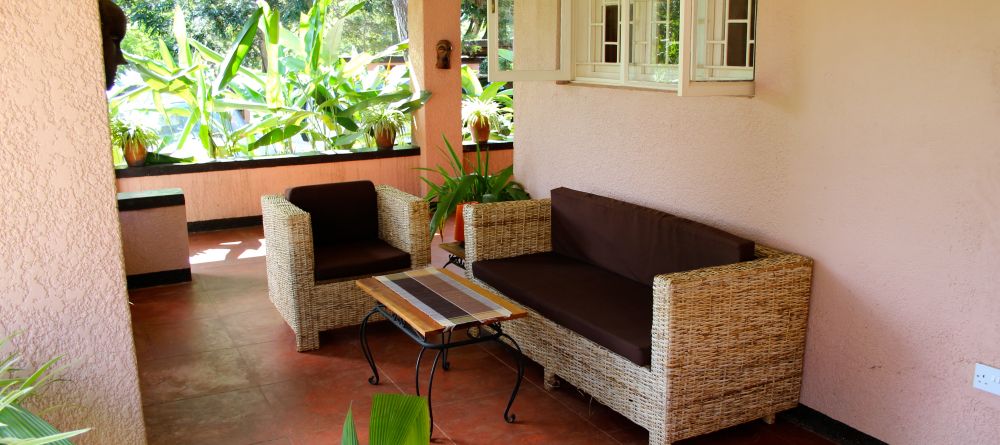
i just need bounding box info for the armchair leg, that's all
[295,330,321,352]
[543,369,560,391]
[762,413,776,425]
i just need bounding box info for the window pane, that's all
[574,0,622,81]
[492,0,563,75]
[627,0,679,87]
[692,0,755,81]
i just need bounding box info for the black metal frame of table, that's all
[358,303,525,436]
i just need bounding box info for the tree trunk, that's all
[391,0,408,42]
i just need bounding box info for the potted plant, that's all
[360,104,409,151]
[461,98,504,145]
[0,333,90,444]
[110,118,160,168]
[418,137,530,239]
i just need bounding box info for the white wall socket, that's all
[973,363,1000,397]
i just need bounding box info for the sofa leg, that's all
[295,331,321,352]
[543,369,560,390]
[762,413,776,425]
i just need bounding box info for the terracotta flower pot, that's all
[470,121,491,144]
[123,141,147,167]
[374,127,397,151]
[453,202,477,243]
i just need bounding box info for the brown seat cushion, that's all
[473,252,653,366]
[285,181,378,246]
[551,187,755,286]
[313,239,410,282]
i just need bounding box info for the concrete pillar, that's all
[408,0,463,193]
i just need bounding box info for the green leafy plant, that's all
[419,137,529,236]
[341,393,429,445]
[110,1,429,162]
[0,333,89,445]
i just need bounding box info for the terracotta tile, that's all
[431,384,614,445]
[129,286,220,329]
[260,366,402,437]
[220,307,295,346]
[144,388,284,445]
[136,317,234,362]
[238,329,368,386]
[139,348,255,405]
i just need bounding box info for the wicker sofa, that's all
[261,181,430,351]
[463,187,813,444]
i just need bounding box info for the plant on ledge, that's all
[359,104,408,151]
[0,334,89,444]
[460,65,513,143]
[419,137,529,236]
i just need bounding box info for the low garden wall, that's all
[115,144,513,225]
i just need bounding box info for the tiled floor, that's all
[130,225,834,445]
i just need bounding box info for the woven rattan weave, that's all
[261,185,431,351]
[463,199,813,444]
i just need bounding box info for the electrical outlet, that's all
[973,363,1000,397]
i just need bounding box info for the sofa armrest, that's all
[375,185,431,268]
[260,194,315,330]
[464,199,552,275]
[651,245,814,417]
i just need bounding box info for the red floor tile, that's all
[139,348,255,406]
[219,306,295,346]
[143,388,284,445]
[135,317,235,362]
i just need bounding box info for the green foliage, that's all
[419,137,529,236]
[0,334,89,445]
[341,394,430,445]
[110,1,429,161]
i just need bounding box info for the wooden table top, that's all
[438,242,465,258]
[356,268,526,338]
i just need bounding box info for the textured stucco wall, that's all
[515,1,1000,443]
[0,1,146,444]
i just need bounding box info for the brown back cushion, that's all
[550,187,755,286]
[285,181,378,246]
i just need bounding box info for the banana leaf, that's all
[214,8,263,94]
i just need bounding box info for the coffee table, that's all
[355,267,528,434]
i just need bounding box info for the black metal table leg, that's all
[415,346,426,396]
[441,331,452,371]
[427,349,444,437]
[497,332,525,423]
[359,306,381,385]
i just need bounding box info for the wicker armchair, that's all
[463,199,813,444]
[261,183,430,351]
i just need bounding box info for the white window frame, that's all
[487,0,755,96]
[486,0,573,81]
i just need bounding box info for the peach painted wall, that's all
[514,1,1000,443]
[116,156,422,222]
[0,1,145,443]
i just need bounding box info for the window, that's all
[487,0,757,96]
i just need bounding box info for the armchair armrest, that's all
[651,245,814,426]
[375,185,431,268]
[464,199,552,274]
[260,194,315,331]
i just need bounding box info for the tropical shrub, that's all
[109,0,429,162]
